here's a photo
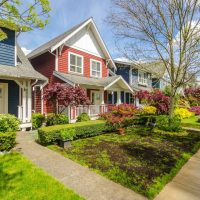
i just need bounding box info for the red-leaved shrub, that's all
[136,90,170,114]
[189,106,200,115]
[100,104,138,129]
[184,87,200,106]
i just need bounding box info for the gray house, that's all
[0,27,47,129]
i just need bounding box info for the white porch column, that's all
[117,91,121,105]
[27,80,32,122]
[22,81,27,123]
[100,90,104,105]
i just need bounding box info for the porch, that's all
[0,79,32,129]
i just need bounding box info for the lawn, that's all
[0,152,84,200]
[182,116,200,129]
[48,127,200,199]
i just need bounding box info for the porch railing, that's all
[58,104,110,121]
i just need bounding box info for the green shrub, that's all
[0,132,16,151]
[46,113,69,126]
[0,114,20,132]
[32,113,45,130]
[156,115,182,132]
[38,120,106,145]
[76,113,90,122]
[59,129,75,141]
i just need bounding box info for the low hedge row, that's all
[0,132,16,151]
[38,120,106,145]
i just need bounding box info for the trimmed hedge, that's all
[32,113,45,130]
[0,132,16,151]
[0,114,20,132]
[38,120,106,145]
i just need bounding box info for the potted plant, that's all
[58,129,75,148]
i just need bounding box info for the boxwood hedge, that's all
[0,132,16,151]
[38,120,106,145]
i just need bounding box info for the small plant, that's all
[60,129,75,141]
[142,106,157,115]
[32,113,45,129]
[0,114,20,132]
[46,113,69,126]
[156,115,182,132]
[76,113,90,122]
[175,108,194,119]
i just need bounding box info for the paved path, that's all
[155,149,200,200]
[183,127,200,133]
[16,132,146,200]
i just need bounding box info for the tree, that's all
[108,0,200,117]
[43,83,91,114]
[0,0,51,40]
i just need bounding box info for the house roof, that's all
[27,18,116,69]
[0,44,48,81]
[114,58,166,78]
[53,71,133,93]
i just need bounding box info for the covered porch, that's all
[54,71,133,122]
[0,78,32,129]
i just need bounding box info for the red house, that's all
[28,18,133,121]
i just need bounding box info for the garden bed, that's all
[0,152,84,200]
[48,127,200,199]
[182,116,200,129]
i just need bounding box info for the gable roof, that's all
[53,71,133,93]
[0,44,48,80]
[28,18,116,69]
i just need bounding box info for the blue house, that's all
[0,27,47,129]
[114,58,166,105]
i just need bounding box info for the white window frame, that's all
[68,52,84,74]
[90,59,102,78]
[138,71,148,85]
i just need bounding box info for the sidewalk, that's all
[16,132,146,200]
[155,148,200,200]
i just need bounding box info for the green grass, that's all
[48,127,200,199]
[182,116,200,129]
[0,152,84,200]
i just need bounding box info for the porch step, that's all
[19,123,32,131]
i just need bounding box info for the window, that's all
[90,60,101,78]
[138,71,148,85]
[69,53,83,74]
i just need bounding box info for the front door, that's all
[0,83,8,114]
[91,91,101,105]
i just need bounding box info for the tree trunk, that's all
[169,87,176,118]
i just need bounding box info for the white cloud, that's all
[21,47,32,55]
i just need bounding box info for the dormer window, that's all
[90,59,101,78]
[69,52,83,74]
[138,71,148,85]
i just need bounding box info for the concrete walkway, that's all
[16,132,146,200]
[183,127,200,133]
[155,149,200,200]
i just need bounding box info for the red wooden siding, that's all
[58,46,108,77]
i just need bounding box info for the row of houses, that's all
[0,18,177,128]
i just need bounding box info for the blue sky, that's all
[18,0,120,58]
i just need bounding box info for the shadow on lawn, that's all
[0,154,23,192]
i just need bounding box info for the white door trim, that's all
[0,83,8,114]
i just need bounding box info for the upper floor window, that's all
[69,53,83,74]
[138,71,148,85]
[90,59,101,78]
